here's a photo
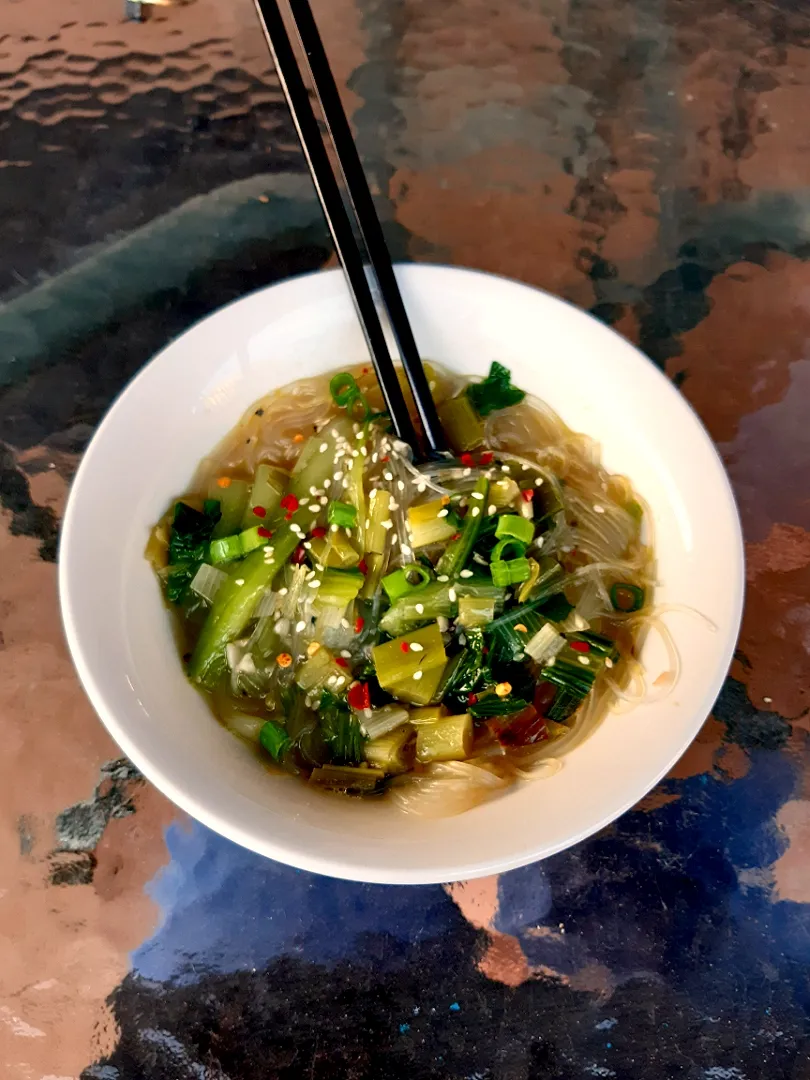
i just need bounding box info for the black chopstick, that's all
[286,0,447,458]
[252,0,419,450]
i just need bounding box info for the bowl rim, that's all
[59,263,745,883]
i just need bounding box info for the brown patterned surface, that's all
[1,0,810,1076]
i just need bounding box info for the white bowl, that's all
[59,265,743,884]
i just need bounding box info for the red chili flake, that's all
[285,512,293,521]
[257,526,272,538]
[362,367,369,375]
[451,532,461,541]
[479,451,494,465]
[482,645,489,655]
[357,558,368,575]
[521,488,534,502]
[570,640,591,654]
[347,681,371,711]
[280,493,299,513]
[400,641,410,653]
[380,455,389,463]
[310,525,327,539]
[291,545,307,565]
[252,505,267,518]
[354,616,365,634]
[467,693,478,705]
[335,656,349,668]
[459,452,474,467]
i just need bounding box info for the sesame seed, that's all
[437,575,449,582]
[278,587,288,596]
[327,675,338,687]
[390,500,400,511]
[392,534,399,545]
[302,541,312,550]
[356,430,364,441]
[437,617,449,632]
[371,452,378,464]
[299,496,310,505]
[459,569,473,578]
[605,658,614,669]
[593,504,605,514]
[340,649,352,658]
[521,463,530,471]
[351,450,359,459]
[410,642,424,652]
[401,544,414,558]
[578,656,590,666]
[341,618,351,629]
[462,467,471,477]
[319,442,328,453]
[471,506,480,517]
[412,670,423,681]
[501,465,511,473]
[546,657,556,668]
[471,492,484,500]
[330,523,339,533]
[535,477,543,486]
[335,676,346,687]
[235,578,245,586]
[415,603,425,614]
[384,471,394,481]
[320,495,328,505]
[417,482,426,493]
[295,620,306,632]
[381,519,394,530]
[361,446,368,456]
[397,480,405,492]
[536,537,544,548]
[487,504,497,515]
[334,471,343,482]
[448,588,457,602]
[264,545,275,554]
[307,641,321,657]
[437,508,449,518]
[763,695,772,703]
[308,579,321,588]
[306,569,316,579]
[330,428,339,438]
[324,478,332,489]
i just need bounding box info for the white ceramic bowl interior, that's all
[59,265,743,884]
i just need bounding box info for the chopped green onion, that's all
[491,537,527,564]
[491,556,531,587]
[486,598,552,663]
[610,582,645,612]
[382,563,432,603]
[437,393,485,452]
[239,524,269,554]
[209,534,243,565]
[259,720,291,762]
[327,500,358,529]
[388,661,448,707]
[436,476,489,577]
[466,361,526,417]
[295,646,348,695]
[495,514,534,546]
[329,372,373,421]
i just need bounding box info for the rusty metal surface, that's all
[1,0,809,1076]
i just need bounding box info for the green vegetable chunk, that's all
[495,514,534,546]
[373,623,447,695]
[188,510,307,687]
[309,765,384,792]
[437,393,485,453]
[327,500,358,529]
[610,582,645,612]
[415,713,473,763]
[259,720,291,762]
[466,362,526,417]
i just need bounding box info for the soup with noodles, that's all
[146,362,654,817]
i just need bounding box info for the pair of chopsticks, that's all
[252,0,446,460]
